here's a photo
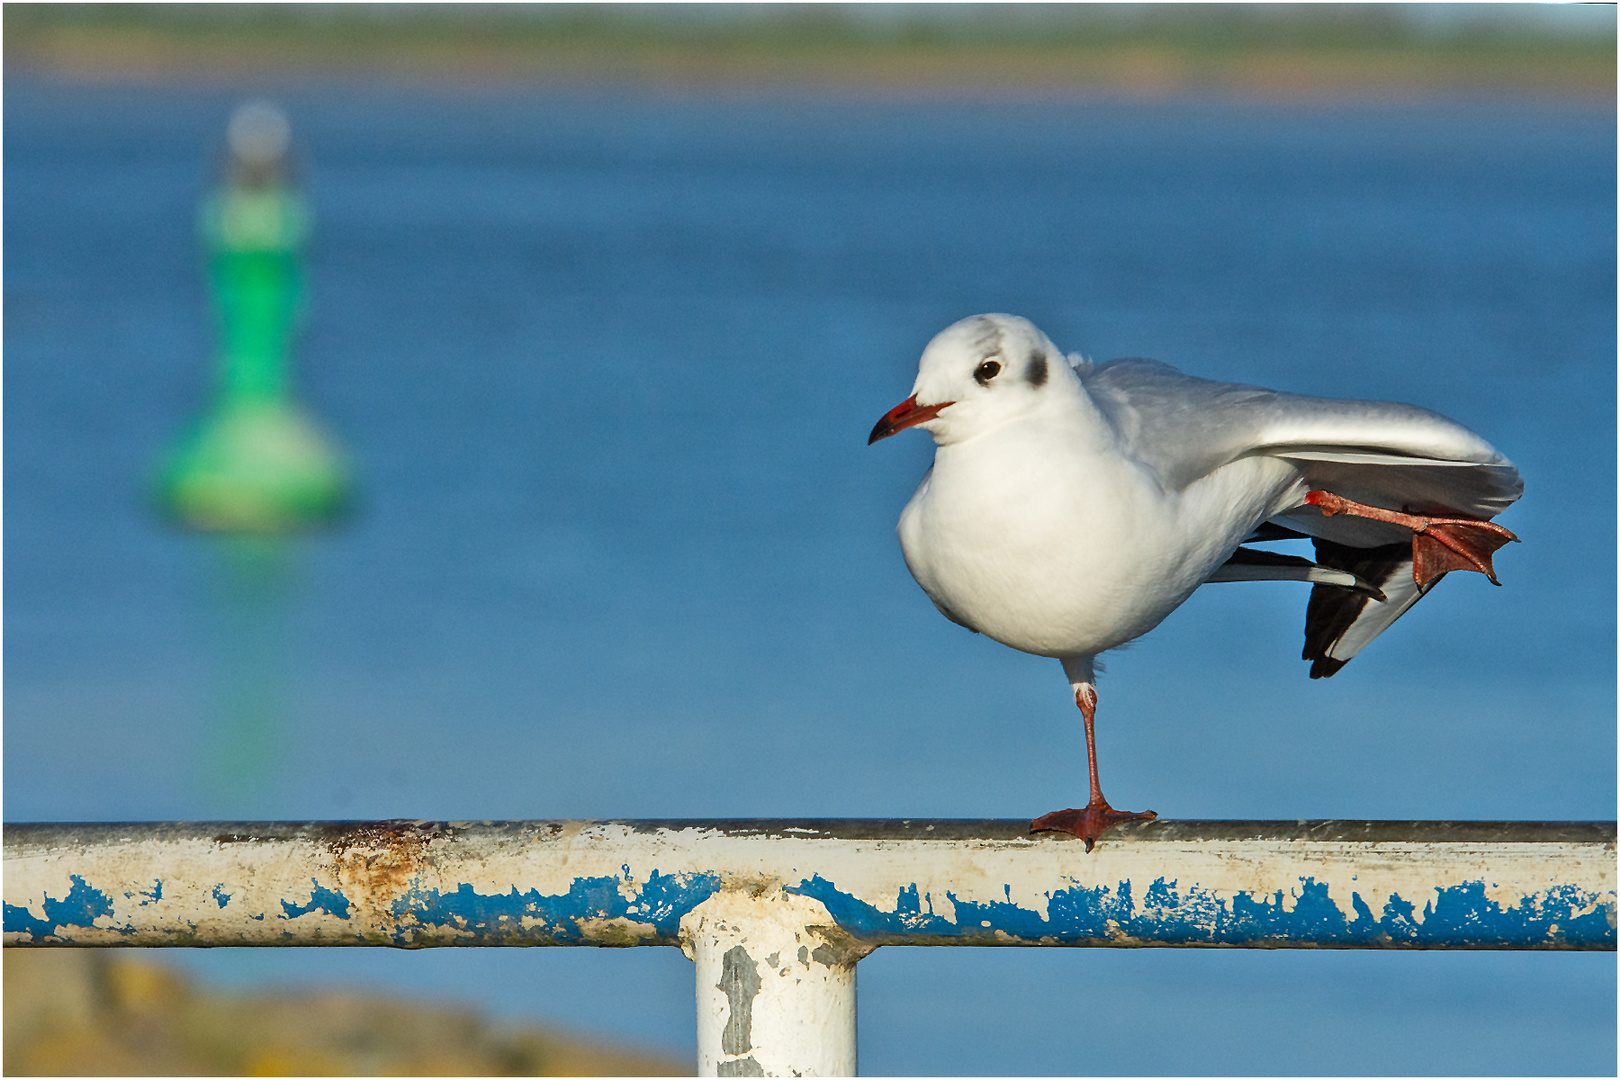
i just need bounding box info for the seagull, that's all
[869,314,1521,851]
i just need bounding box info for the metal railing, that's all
[6,819,1615,1075]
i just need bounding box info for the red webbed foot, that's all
[1031,802,1158,853]
[1305,490,1519,588]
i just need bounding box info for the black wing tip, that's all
[1301,539,1415,681]
[1307,654,1351,679]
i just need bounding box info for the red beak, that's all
[868,395,951,445]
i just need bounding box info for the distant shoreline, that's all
[5,8,1614,103]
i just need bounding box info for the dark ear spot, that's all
[1027,351,1048,387]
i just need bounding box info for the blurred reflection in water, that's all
[200,538,296,813]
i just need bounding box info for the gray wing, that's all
[1081,358,1522,524]
[1081,357,1522,677]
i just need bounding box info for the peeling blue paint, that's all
[4,904,52,939]
[1349,891,1379,937]
[794,876,958,937]
[3,874,119,939]
[279,880,351,921]
[1421,880,1614,947]
[4,868,1610,948]
[790,874,1614,948]
[1379,890,1422,941]
[394,869,724,946]
[3,838,1609,951]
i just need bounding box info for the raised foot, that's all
[1305,490,1519,588]
[1410,521,1518,587]
[1030,803,1158,853]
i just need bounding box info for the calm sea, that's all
[6,80,1614,1073]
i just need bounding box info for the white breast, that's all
[898,421,1302,658]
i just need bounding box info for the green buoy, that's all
[157,101,351,533]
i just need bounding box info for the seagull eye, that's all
[974,360,1002,385]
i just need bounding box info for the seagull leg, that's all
[1304,491,1519,589]
[1030,683,1157,852]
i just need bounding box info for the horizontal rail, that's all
[5,819,1615,951]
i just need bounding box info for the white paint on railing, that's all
[6,819,1614,1078]
[5,820,1612,950]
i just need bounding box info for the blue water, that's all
[6,80,1614,1074]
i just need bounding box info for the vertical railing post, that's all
[681,890,869,1077]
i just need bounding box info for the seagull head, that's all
[869,314,1068,446]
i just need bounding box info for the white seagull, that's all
[869,314,1521,850]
